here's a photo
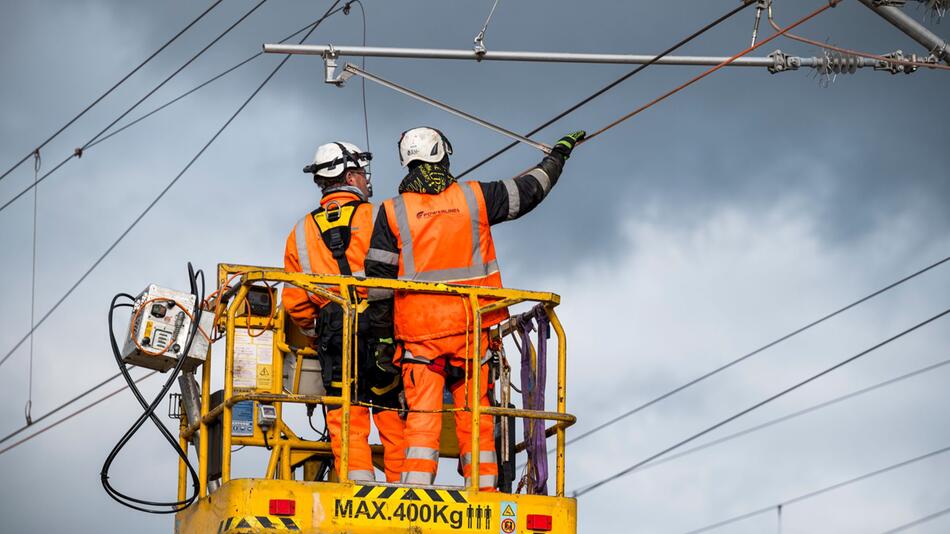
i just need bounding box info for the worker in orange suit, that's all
[364,127,584,489]
[282,141,405,483]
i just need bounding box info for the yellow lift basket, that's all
[174,264,577,533]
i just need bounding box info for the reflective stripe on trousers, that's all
[349,470,375,481]
[401,470,435,485]
[406,446,440,462]
[461,450,497,468]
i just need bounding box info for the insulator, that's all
[821,51,861,75]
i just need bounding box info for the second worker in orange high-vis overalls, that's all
[365,127,584,490]
[282,141,406,483]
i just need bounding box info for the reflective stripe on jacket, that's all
[377,181,508,342]
[282,190,375,334]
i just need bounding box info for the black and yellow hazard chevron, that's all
[353,484,468,504]
[217,515,300,532]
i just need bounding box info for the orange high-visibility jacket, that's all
[366,154,567,346]
[282,190,375,334]
[375,182,507,341]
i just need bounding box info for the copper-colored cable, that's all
[583,1,837,142]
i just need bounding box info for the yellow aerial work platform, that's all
[173,264,576,533]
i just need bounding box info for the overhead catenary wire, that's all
[95,4,362,149]
[455,0,757,178]
[573,305,950,497]
[0,5,357,215]
[0,370,158,457]
[877,505,950,534]
[681,443,950,533]
[0,0,344,372]
[0,0,224,185]
[0,369,129,446]
[578,356,950,478]
[0,0,268,215]
[562,254,950,451]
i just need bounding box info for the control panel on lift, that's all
[120,284,213,372]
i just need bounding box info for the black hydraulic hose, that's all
[101,263,203,513]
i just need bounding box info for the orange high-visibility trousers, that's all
[400,334,497,491]
[327,406,406,482]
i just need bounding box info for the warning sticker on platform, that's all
[499,501,517,534]
[256,364,273,389]
[232,330,273,389]
[332,485,495,531]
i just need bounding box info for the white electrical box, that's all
[121,284,213,372]
[257,403,277,430]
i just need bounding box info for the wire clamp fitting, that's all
[767,49,800,74]
[473,32,487,59]
[473,38,487,59]
[874,49,920,74]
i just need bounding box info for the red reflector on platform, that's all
[526,514,552,531]
[269,499,295,515]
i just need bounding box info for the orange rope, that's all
[768,1,950,72]
[582,1,838,142]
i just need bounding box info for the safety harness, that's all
[311,199,361,276]
[312,199,401,398]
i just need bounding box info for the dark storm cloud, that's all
[1,1,948,533]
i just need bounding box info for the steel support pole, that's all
[268,43,870,70]
[266,43,776,67]
[856,0,950,64]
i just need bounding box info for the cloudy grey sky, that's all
[1,0,948,532]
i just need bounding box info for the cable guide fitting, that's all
[322,45,354,86]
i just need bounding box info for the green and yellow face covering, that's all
[398,162,456,195]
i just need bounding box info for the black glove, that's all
[372,337,399,375]
[551,130,586,160]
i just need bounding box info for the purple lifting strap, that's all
[518,305,549,495]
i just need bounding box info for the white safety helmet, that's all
[398,127,453,167]
[303,141,372,179]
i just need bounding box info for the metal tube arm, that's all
[856,0,950,64]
